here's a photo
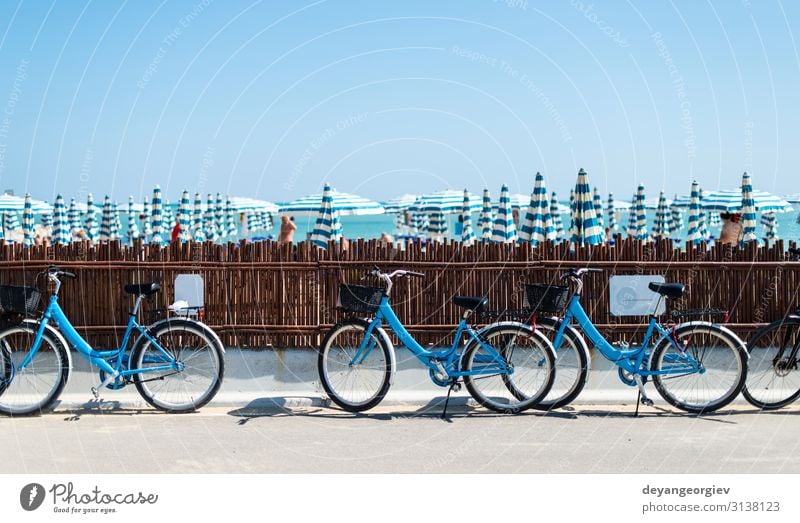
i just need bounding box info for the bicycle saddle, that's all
[124,282,161,296]
[648,282,684,299]
[452,296,488,312]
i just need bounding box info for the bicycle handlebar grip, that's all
[408,271,425,278]
[587,268,604,273]
[62,271,76,278]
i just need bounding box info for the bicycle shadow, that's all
[54,398,160,421]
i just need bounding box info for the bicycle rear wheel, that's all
[530,317,590,410]
[131,319,224,413]
[318,319,392,412]
[651,323,747,413]
[742,316,800,410]
[0,324,70,416]
[462,323,555,413]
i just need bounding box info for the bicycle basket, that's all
[524,283,570,314]
[0,285,41,315]
[337,284,384,313]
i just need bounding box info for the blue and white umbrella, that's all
[427,211,448,241]
[178,190,192,243]
[409,212,427,236]
[214,193,225,242]
[127,196,140,242]
[84,194,99,244]
[100,196,113,241]
[110,202,121,241]
[569,169,603,246]
[204,194,217,241]
[162,200,175,233]
[51,195,71,245]
[309,183,343,248]
[568,189,577,241]
[492,184,517,243]
[669,200,684,234]
[260,212,273,232]
[410,189,479,214]
[651,191,670,240]
[701,188,794,213]
[550,192,564,241]
[225,197,238,240]
[141,198,152,239]
[592,187,606,242]
[22,193,34,246]
[606,193,618,233]
[632,185,649,241]
[67,198,81,234]
[519,172,554,245]
[479,189,493,240]
[192,193,206,242]
[382,194,418,213]
[4,210,20,232]
[686,181,704,244]
[741,172,757,243]
[698,188,710,239]
[460,189,475,246]
[246,211,261,237]
[150,186,164,245]
[626,194,637,238]
[0,193,52,214]
[761,212,778,242]
[282,188,384,216]
[40,207,53,229]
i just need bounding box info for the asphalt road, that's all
[2,400,799,473]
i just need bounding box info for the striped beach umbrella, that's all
[100,196,113,241]
[741,172,757,243]
[606,193,618,233]
[282,189,384,216]
[150,186,164,245]
[592,188,606,242]
[686,181,703,244]
[632,185,649,241]
[651,192,670,240]
[127,196,140,242]
[4,210,20,232]
[701,188,793,214]
[669,200,684,234]
[84,194,99,244]
[192,193,205,242]
[225,197,238,240]
[204,194,216,241]
[626,194,637,237]
[52,195,71,245]
[22,194,34,246]
[67,198,81,234]
[568,189,577,241]
[110,202,121,241]
[178,190,192,243]
[382,194,418,213]
[479,189,493,240]
[460,189,475,245]
[519,172,553,245]
[408,212,424,236]
[246,211,261,237]
[409,189,479,215]
[569,169,603,246]
[310,183,343,248]
[698,188,710,239]
[141,198,152,239]
[492,184,517,243]
[427,211,448,241]
[761,212,778,242]
[214,193,224,242]
[162,200,175,233]
[550,192,564,241]
[40,208,53,229]
[261,212,273,232]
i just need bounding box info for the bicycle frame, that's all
[351,296,512,381]
[21,294,180,379]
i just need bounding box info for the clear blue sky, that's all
[1,0,798,203]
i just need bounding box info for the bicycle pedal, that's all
[640,397,654,407]
[90,387,99,400]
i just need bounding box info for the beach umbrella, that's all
[225,197,280,214]
[626,194,637,237]
[519,172,553,245]
[382,194,418,213]
[393,212,406,236]
[162,200,175,233]
[550,192,564,241]
[460,189,475,245]
[99,196,113,241]
[203,194,217,241]
[698,188,710,239]
[260,212,273,232]
[569,169,603,246]
[225,197,238,240]
[669,200,684,234]
[192,193,205,242]
[178,190,192,243]
[410,189,479,214]
[281,189,384,216]
[651,192,670,240]
[761,212,778,242]
[40,208,53,229]
[479,189,493,240]
[408,212,423,236]
[141,199,152,239]
[492,184,517,243]
[740,172,757,244]
[4,211,20,232]
[150,186,164,245]
[309,183,343,248]
[592,188,606,241]
[568,189,577,241]
[110,202,121,241]
[427,211,448,241]
[632,185,649,241]
[51,195,70,245]
[0,193,53,214]
[606,193,618,233]
[246,211,261,237]
[127,196,140,242]
[84,194,99,244]
[701,188,794,213]
[686,182,704,244]
[22,194,34,247]
[67,198,81,234]
[214,193,225,242]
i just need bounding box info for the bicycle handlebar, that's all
[367,266,425,280]
[560,268,603,281]
[46,265,76,279]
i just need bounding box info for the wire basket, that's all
[524,283,570,314]
[337,284,384,313]
[0,285,41,315]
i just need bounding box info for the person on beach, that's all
[718,212,742,246]
[171,220,181,243]
[279,215,296,244]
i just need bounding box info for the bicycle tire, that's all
[742,316,800,410]
[462,322,555,413]
[530,317,590,410]
[130,319,224,413]
[0,323,70,416]
[318,319,393,412]
[650,322,747,413]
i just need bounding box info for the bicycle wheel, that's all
[530,317,590,410]
[651,323,747,413]
[462,323,555,413]
[0,324,70,416]
[318,319,392,412]
[742,316,800,409]
[130,319,224,413]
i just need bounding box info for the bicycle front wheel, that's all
[743,316,800,410]
[0,324,70,416]
[651,323,747,413]
[131,320,224,413]
[462,323,555,413]
[530,317,590,410]
[318,319,392,412]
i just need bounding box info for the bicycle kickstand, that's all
[633,375,653,417]
[441,380,461,420]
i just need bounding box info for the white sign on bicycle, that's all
[609,275,666,316]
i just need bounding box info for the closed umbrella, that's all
[110,202,121,241]
[4,210,21,232]
[740,172,757,243]
[568,189,577,242]
[550,192,564,241]
[310,183,343,248]
[569,169,603,246]
[100,196,113,241]
[492,184,517,243]
[519,172,553,245]
[67,198,81,234]
[192,193,206,242]
[427,211,448,241]
[626,194,637,238]
[761,212,778,242]
[670,200,684,234]
[409,212,425,236]
[127,196,140,242]
[141,198,152,239]
[204,194,217,241]
[162,200,175,233]
[225,197,238,240]
[246,211,260,237]
[40,208,53,230]
[150,186,164,245]
[686,181,704,244]
[52,195,70,245]
[651,192,670,240]
[22,193,34,246]
[178,190,192,243]
[479,189,493,240]
[592,188,606,242]
[460,189,475,245]
[260,212,273,232]
[698,188,710,239]
[632,185,649,241]
[214,193,225,242]
[606,193,618,233]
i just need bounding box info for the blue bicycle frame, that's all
[551,295,702,379]
[350,296,512,383]
[21,293,181,379]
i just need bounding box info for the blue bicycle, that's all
[525,268,748,413]
[0,266,225,416]
[318,266,556,413]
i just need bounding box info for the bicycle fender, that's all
[648,320,749,371]
[22,318,73,380]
